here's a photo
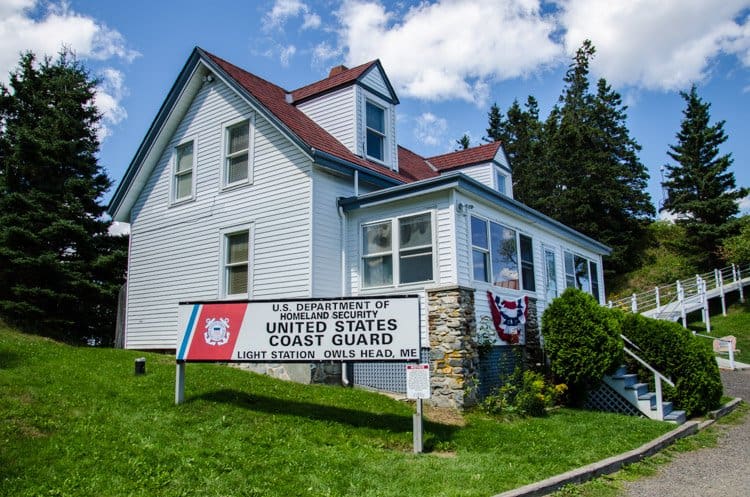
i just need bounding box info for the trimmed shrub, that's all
[541,288,623,404]
[619,312,722,417]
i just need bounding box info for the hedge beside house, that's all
[618,312,722,417]
[541,288,623,404]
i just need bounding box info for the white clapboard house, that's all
[109,48,610,403]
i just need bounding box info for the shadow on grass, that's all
[0,350,21,369]
[191,389,458,449]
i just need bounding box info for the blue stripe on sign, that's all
[177,304,200,360]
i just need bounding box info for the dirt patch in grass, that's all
[423,405,466,426]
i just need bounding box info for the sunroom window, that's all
[362,213,433,288]
[471,216,520,290]
[564,250,600,302]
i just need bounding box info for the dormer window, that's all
[366,101,385,162]
[495,169,506,195]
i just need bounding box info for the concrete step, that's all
[652,401,674,416]
[664,410,686,424]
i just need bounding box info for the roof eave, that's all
[339,173,612,255]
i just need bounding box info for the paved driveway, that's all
[620,369,750,497]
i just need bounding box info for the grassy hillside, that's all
[1,323,674,497]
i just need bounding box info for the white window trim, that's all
[519,233,536,292]
[221,114,255,190]
[219,223,255,299]
[495,167,508,195]
[362,94,391,167]
[360,210,436,290]
[169,135,197,205]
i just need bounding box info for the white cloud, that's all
[263,0,321,31]
[558,0,750,90]
[279,45,297,66]
[95,68,128,140]
[302,12,322,30]
[334,0,561,104]
[739,193,750,213]
[415,112,448,147]
[0,1,137,139]
[312,41,341,66]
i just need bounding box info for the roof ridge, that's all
[426,141,502,161]
[290,60,379,103]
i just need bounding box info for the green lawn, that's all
[689,300,750,364]
[1,324,674,497]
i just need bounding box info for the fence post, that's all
[719,268,727,316]
[655,375,664,421]
[703,279,711,333]
[739,265,745,304]
[631,293,638,313]
[677,280,687,328]
[655,286,661,313]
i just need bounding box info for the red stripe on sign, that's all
[184,303,248,361]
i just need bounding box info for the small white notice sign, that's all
[406,364,431,399]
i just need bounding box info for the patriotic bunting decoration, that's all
[487,291,528,345]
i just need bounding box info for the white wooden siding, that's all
[125,79,313,349]
[344,192,457,347]
[450,163,494,189]
[296,86,357,154]
[311,168,357,297]
[360,66,391,98]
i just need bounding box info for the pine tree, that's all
[0,51,127,342]
[484,102,504,142]
[541,40,654,275]
[456,134,471,150]
[663,85,748,268]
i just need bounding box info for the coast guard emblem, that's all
[204,317,230,346]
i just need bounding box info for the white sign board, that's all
[176,296,421,362]
[406,364,431,399]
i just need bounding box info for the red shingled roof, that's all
[204,49,501,186]
[205,51,407,183]
[290,61,378,104]
[427,141,503,171]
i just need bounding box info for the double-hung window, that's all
[564,250,601,302]
[544,248,558,302]
[224,231,249,296]
[172,140,195,203]
[362,213,433,288]
[365,101,385,162]
[224,119,251,186]
[495,169,506,195]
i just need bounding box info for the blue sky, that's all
[2,0,749,215]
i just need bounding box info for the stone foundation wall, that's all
[427,286,479,409]
[523,298,545,369]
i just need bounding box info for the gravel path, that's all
[620,368,750,497]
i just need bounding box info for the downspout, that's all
[338,200,350,386]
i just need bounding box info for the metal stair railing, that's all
[620,334,675,421]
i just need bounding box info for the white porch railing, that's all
[608,263,750,328]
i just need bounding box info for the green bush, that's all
[542,288,623,403]
[479,368,566,417]
[618,313,722,417]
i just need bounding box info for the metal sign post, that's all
[406,363,430,453]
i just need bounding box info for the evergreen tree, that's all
[0,50,127,342]
[663,85,748,268]
[456,133,471,150]
[540,40,654,275]
[496,97,545,207]
[484,102,504,142]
